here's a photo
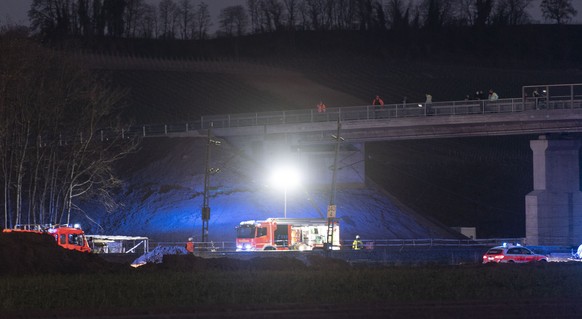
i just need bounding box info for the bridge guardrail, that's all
[106,94,582,141]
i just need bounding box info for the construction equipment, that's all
[235,218,340,251]
[3,224,91,253]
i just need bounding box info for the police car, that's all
[482,244,548,263]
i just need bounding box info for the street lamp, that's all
[270,166,301,218]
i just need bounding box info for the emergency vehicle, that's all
[235,218,340,251]
[3,224,91,253]
[482,243,547,263]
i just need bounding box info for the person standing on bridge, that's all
[424,93,433,115]
[372,95,384,108]
[488,89,499,101]
[372,95,384,118]
[317,101,327,113]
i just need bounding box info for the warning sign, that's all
[327,205,336,218]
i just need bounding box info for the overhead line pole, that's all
[326,118,342,250]
[201,123,220,245]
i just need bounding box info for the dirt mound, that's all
[1,232,351,275]
[0,232,128,275]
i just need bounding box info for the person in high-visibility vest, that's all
[352,235,363,250]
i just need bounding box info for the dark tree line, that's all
[28,0,212,40]
[24,0,578,40]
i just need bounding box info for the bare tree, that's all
[321,0,335,30]
[103,0,127,37]
[219,5,249,37]
[94,0,106,36]
[124,0,146,38]
[303,0,325,30]
[371,0,387,31]
[0,35,138,229]
[76,0,93,37]
[354,0,373,31]
[456,0,475,25]
[493,0,532,25]
[334,0,357,30]
[194,2,212,39]
[261,0,285,32]
[282,0,299,30]
[247,0,261,33]
[159,0,179,38]
[386,0,410,30]
[472,0,494,27]
[177,0,194,39]
[136,2,157,38]
[540,0,577,24]
[29,0,73,37]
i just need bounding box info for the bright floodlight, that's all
[270,166,301,190]
[269,165,301,218]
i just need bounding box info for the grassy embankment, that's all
[1,261,581,315]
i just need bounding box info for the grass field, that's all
[2,260,581,317]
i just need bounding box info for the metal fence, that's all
[149,238,525,253]
[114,94,582,140]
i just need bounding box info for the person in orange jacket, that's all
[186,237,195,253]
[317,101,327,113]
[372,95,384,108]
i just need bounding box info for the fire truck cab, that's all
[3,224,91,253]
[235,218,340,251]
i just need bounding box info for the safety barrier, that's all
[150,237,525,252]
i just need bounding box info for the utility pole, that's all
[201,123,220,245]
[326,118,343,250]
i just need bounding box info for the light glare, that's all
[270,166,301,190]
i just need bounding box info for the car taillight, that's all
[494,255,504,259]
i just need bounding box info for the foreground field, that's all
[2,255,582,318]
[2,233,581,318]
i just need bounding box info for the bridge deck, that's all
[109,96,582,143]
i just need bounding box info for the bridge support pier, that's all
[526,136,582,246]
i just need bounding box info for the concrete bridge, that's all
[122,83,582,246]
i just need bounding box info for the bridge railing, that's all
[110,95,582,140]
[197,96,582,130]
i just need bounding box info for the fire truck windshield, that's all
[68,234,85,246]
[236,225,255,238]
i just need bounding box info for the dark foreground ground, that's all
[2,232,581,319]
[12,299,580,319]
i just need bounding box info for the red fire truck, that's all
[3,224,91,253]
[235,218,340,251]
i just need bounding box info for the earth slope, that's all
[88,137,459,243]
